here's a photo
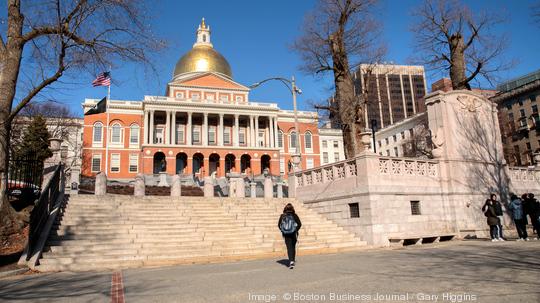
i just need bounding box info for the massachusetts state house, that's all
[82,19,321,180]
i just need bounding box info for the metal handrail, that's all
[27,163,64,260]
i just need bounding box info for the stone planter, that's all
[360,131,372,152]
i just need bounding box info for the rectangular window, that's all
[224,127,231,144]
[393,135,397,142]
[192,126,201,143]
[334,152,339,162]
[278,132,284,148]
[129,154,138,173]
[401,131,405,139]
[306,158,314,169]
[333,141,338,148]
[239,128,246,145]
[220,95,229,102]
[91,155,101,172]
[177,125,185,144]
[531,95,537,103]
[93,126,102,144]
[533,105,538,114]
[130,127,139,145]
[520,109,526,117]
[410,201,421,215]
[191,93,200,100]
[349,203,360,218]
[60,146,68,160]
[527,142,531,150]
[206,94,215,100]
[258,130,265,147]
[322,140,328,148]
[385,138,389,145]
[154,128,163,144]
[111,154,120,173]
[111,127,121,144]
[394,147,399,157]
[323,152,329,164]
[208,126,216,145]
[378,141,381,147]
[280,159,285,174]
[386,150,390,156]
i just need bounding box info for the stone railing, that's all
[508,167,540,182]
[378,157,439,178]
[291,155,439,188]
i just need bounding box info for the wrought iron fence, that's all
[7,152,43,199]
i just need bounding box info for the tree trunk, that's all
[449,34,470,90]
[0,0,26,238]
[330,32,365,159]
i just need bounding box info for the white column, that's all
[219,114,224,146]
[203,112,208,146]
[143,111,149,144]
[234,114,239,147]
[254,116,259,148]
[165,110,170,145]
[249,116,254,147]
[149,110,155,145]
[186,112,192,145]
[269,117,274,148]
[171,112,176,145]
[273,117,279,149]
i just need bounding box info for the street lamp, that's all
[250,77,302,171]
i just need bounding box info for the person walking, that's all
[482,198,501,242]
[525,193,540,240]
[490,194,505,241]
[508,194,528,241]
[278,203,302,269]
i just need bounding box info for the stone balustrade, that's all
[508,167,540,182]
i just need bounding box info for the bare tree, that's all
[412,0,511,90]
[402,120,433,159]
[293,0,385,158]
[0,0,165,238]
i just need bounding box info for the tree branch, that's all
[463,61,482,87]
[8,40,67,122]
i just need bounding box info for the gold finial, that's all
[201,18,206,29]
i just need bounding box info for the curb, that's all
[0,268,29,279]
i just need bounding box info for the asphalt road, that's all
[0,240,539,303]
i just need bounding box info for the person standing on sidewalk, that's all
[509,194,528,241]
[278,203,302,269]
[490,194,505,241]
[525,193,540,240]
[482,198,501,242]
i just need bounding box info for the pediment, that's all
[170,73,249,91]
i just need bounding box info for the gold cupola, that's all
[173,18,233,79]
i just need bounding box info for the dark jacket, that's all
[278,212,302,236]
[483,200,500,226]
[509,198,524,220]
[492,200,503,216]
[523,198,540,219]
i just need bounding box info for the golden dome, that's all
[173,45,232,79]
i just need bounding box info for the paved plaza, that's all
[0,240,539,303]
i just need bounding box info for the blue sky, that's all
[19,0,540,116]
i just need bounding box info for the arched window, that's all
[110,123,122,144]
[202,34,206,42]
[278,130,284,149]
[289,131,297,151]
[93,122,103,145]
[304,131,312,150]
[130,124,139,145]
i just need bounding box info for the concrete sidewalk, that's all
[0,240,539,303]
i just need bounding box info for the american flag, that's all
[92,72,111,87]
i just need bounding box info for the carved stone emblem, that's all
[456,95,482,112]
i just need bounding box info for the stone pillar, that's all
[249,116,254,147]
[250,182,257,198]
[70,168,80,195]
[234,114,239,147]
[171,112,176,145]
[277,181,283,198]
[186,112,192,145]
[254,116,259,147]
[269,117,274,148]
[171,175,181,197]
[157,172,169,187]
[165,110,170,145]
[134,174,145,196]
[218,114,224,146]
[288,174,296,198]
[143,111,149,144]
[149,110,155,145]
[95,172,107,196]
[264,176,273,199]
[273,117,279,149]
[236,178,245,198]
[203,113,208,146]
[203,176,214,197]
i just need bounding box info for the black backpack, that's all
[280,213,297,235]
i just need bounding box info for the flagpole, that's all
[105,73,111,175]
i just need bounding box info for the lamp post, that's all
[250,77,302,171]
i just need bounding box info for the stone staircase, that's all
[37,195,367,271]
